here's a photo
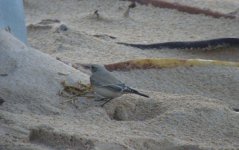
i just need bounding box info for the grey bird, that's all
[89,64,149,107]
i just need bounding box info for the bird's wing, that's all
[90,72,122,86]
[100,84,149,98]
[99,84,126,93]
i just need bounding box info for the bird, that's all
[89,64,149,106]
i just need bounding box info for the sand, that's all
[1,0,239,149]
[25,0,239,63]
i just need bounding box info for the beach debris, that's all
[124,1,136,17]
[27,19,68,33]
[59,80,92,104]
[105,58,239,71]
[130,0,235,19]
[94,10,100,19]
[93,34,116,40]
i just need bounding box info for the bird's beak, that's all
[81,64,92,70]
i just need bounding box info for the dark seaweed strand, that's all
[118,38,239,50]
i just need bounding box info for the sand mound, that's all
[111,65,239,108]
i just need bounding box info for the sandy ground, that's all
[0,0,239,149]
[25,0,239,63]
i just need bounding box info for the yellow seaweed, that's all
[105,58,239,71]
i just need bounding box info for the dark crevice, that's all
[232,108,239,112]
[0,97,5,105]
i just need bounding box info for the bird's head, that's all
[81,64,107,73]
[90,64,105,73]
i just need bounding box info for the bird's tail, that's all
[123,87,149,98]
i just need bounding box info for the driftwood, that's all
[118,38,239,50]
[129,0,235,19]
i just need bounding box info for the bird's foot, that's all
[94,98,107,101]
[100,98,113,107]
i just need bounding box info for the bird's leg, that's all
[94,93,107,101]
[100,98,113,107]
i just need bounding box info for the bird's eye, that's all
[91,66,97,71]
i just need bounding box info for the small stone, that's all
[58,24,68,32]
